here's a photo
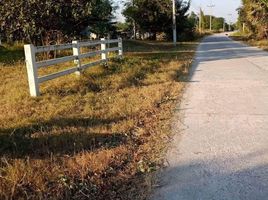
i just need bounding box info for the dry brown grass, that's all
[0,40,198,200]
[230,33,268,51]
[246,39,268,51]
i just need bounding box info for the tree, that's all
[188,12,198,31]
[123,0,191,40]
[86,0,115,37]
[200,15,217,31]
[199,11,226,32]
[0,0,114,45]
[200,10,206,31]
[238,0,268,39]
[212,17,224,31]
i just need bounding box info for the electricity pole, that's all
[172,0,177,46]
[207,1,215,32]
[228,14,232,31]
[243,23,246,33]
[132,0,136,39]
[199,7,202,33]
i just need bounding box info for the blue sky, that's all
[113,0,241,23]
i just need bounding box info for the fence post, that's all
[72,41,81,75]
[24,44,39,97]
[118,38,123,58]
[101,38,107,64]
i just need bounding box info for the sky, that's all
[190,0,241,23]
[113,0,242,23]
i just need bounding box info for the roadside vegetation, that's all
[0,39,198,199]
[234,0,268,50]
[231,0,268,50]
[230,32,268,51]
[237,0,268,40]
[0,0,206,199]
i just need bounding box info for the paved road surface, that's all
[152,34,268,200]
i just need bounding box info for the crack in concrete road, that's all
[151,34,268,200]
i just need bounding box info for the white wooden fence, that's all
[24,38,123,97]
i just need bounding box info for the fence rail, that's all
[24,38,123,97]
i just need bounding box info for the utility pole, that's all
[199,7,202,33]
[172,0,177,46]
[223,19,225,32]
[228,14,232,31]
[132,0,136,39]
[242,23,246,33]
[207,1,215,32]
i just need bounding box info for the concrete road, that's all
[152,34,268,200]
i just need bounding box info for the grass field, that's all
[0,40,198,199]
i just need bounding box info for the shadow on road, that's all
[154,149,268,200]
[195,36,268,62]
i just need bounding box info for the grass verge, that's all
[230,32,268,51]
[0,40,198,199]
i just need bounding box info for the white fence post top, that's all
[72,40,79,45]
[24,44,40,97]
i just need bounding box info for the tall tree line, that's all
[0,0,114,45]
[238,0,268,39]
[123,0,194,40]
[199,11,226,32]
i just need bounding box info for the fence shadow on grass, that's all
[0,116,128,159]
